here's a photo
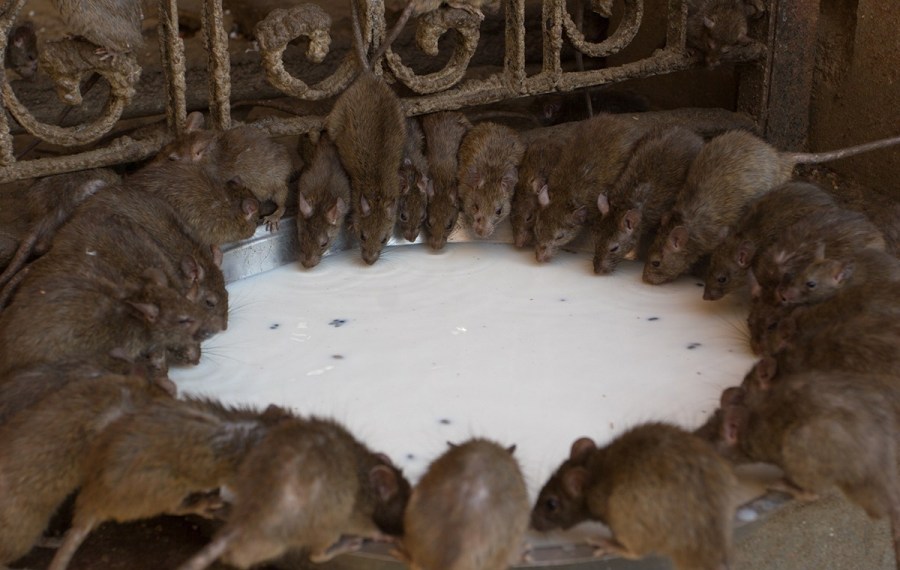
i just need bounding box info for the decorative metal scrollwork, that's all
[562,0,643,59]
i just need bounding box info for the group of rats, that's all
[1,1,900,569]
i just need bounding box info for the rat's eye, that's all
[525,212,534,223]
[445,219,454,231]
[651,260,661,268]
[805,280,817,289]
[555,231,564,241]
[178,316,195,328]
[380,236,388,245]
[544,496,561,513]
[472,204,480,214]
[495,206,503,216]
[204,295,217,309]
[360,232,368,243]
[609,244,619,253]
[319,236,329,248]
[399,212,409,222]
[717,275,728,284]
[425,218,433,228]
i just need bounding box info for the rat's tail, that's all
[786,134,900,164]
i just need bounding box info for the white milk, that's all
[172,242,755,498]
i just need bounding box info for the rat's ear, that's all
[185,111,206,132]
[180,255,204,285]
[501,167,518,195]
[719,386,744,407]
[622,209,641,233]
[211,245,224,268]
[736,240,755,268]
[569,437,597,461]
[298,193,314,219]
[142,267,169,288]
[667,225,688,251]
[360,194,372,217]
[757,356,777,390]
[703,15,716,29]
[721,405,745,447]
[537,184,550,207]
[747,269,761,298]
[416,175,428,195]
[561,466,589,499]
[191,136,214,162]
[596,193,610,217]
[128,302,160,324]
[425,179,435,199]
[369,465,399,502]
[832,259,854,285]
[398,173,410,195]
[572,206,588,225]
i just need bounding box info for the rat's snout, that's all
[535,245,553,263]
[242,197,260,221]
[514,231,529,249]
[777,287,794,304]
[300,254,321,269]
[429,236,446,251]
[403,228,420,242]
[593,256,613,275]
[702,286,722,301]
[362,249,381,265]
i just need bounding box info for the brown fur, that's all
[398,117,430,242]
[296,135,351,269]
[327,74,407,265]
[703,182,837,301]
[177,417,411,570]
[643,130,794,285]
[421,112,471,250]
[592,126,703,275]
[52,0,144,53]
[534,114,650,262]
[686,0,752,68]
[0,373,165,566]
[456,123,525,238]
[402,438,529,570]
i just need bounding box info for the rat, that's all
[456,122,525,238]
[153,113,292,231]
[719,371,900,568]
[5,21,38,80]
[399,438,530,570]
[531,423,738,570]
[0,361,108,426]
[530,89,651,126]
[642,130,900,285]
[534,114,651,263]
[686,0,754,68]
[777,246,900,306]
[176,416,411,570]
[51,0,144,56]
[749,205,886,306]
[296,134,352,269]
[592,126,704,275]
[45,397,293,570]
[0,372,166,568]
[511,128,575,248]
[0,173,114,294]
[702,181,837,301]
[326,9,407,266]
[0,268,204,384]
[421,112,472,250]
[397,117,430,242]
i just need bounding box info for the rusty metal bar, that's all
[158,0,188,134]
[504,0,526,87]
[666,0,688,50]
[202,0,232,130]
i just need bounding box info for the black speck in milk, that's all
[329,319,347,327]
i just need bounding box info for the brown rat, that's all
[644,130,900,285]
[511,127,575,248]
[5,21,38,80]
[0,372,165,567]
[51,0,144,56]
[296,134,352,269]
[702,182,837,301]
[592,126,704,275]
[400,438,530,570]
[421,111,471,250]
[176,416,411,570]
[456,122,525,238]
[719,371,900,568]
[46,397,293,570]
[531,424,737,570]
[397,117,430,242]
[686,0,753,68]
[534,114,650,263]
[0,361,107,425]
[154,113,292,231]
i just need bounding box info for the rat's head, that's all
[130,269,204,359]
[458,163,518,239]
[532,185,588,263]
[352,193,397,265]
[531,437,597,531]
[367,453,412,537]
[777,245,851,306]
[697,7,750,68]
[643,219,692,284]
[704,239,754,301]
[8,23,38,79]
[592,193,643,275]
[181,252,228,337]
[153,112,216,164]
[397,168,429,242]
[739,356,779,407]
[424,178,460,251]
[297,192,348,269]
